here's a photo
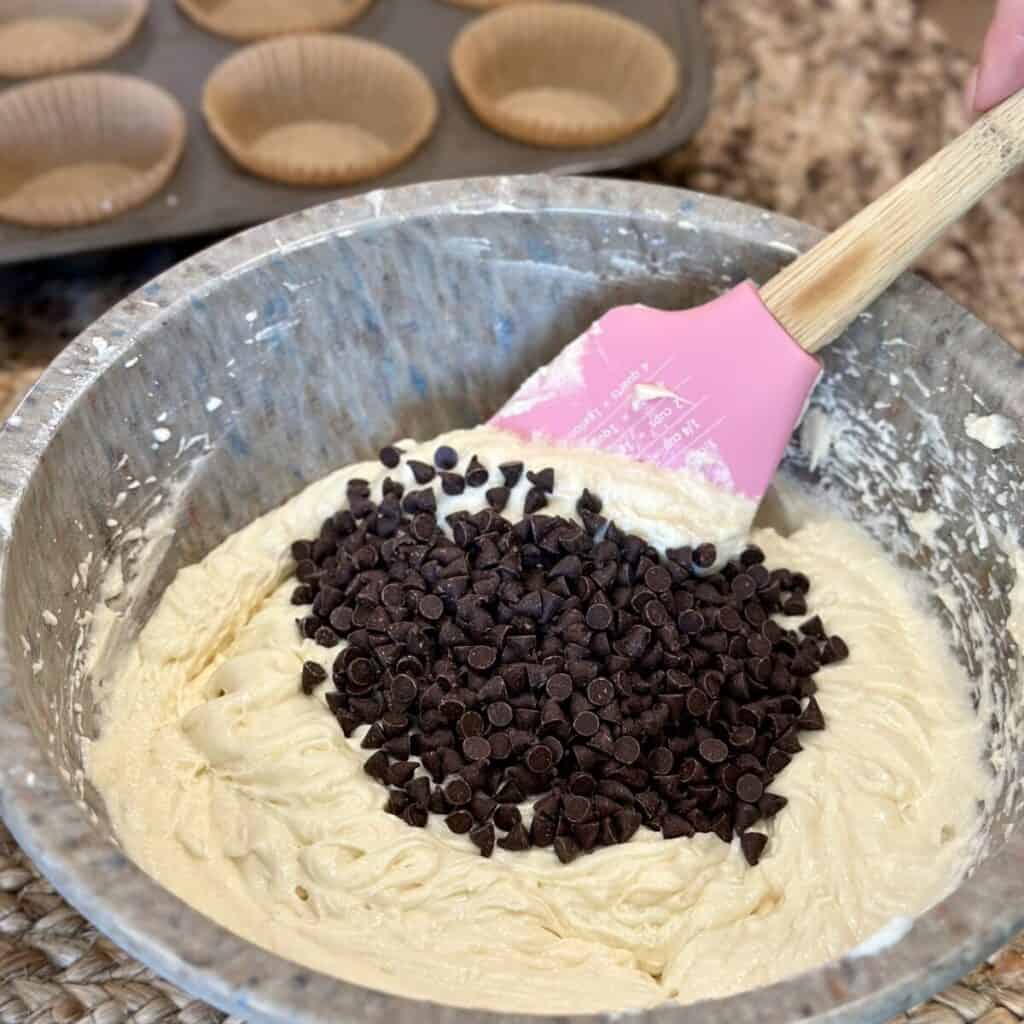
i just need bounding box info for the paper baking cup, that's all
[0,0,147,79]
[451,2,679,148]
[0,73,186,228]
[202,35,438,187]
[176,0,374,41]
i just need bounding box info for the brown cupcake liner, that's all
[202,34,438,187]
[0,0,148,79]
[0,73,186,228]
[176,0,375,42]
[450,2,679,148]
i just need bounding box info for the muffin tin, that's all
[0,0,710,266]
[0,73,186,228]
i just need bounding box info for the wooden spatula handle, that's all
[760,89,1024,354]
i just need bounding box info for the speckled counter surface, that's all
[2,0,1024,1021]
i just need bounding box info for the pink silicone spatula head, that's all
[491,282,819,501]
[491,87,1024,524]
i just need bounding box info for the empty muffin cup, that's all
[450,2,679,148]
[0,0,148,79]
[0,73,186,228]
[202,35,438,187]
[176,0,374,42]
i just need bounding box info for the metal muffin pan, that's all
[0,0,711,266]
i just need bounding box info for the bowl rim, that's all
[1,174,1023,1024]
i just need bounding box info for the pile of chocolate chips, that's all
[291,445,848,865]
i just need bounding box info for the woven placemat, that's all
[2,0,1023,1020]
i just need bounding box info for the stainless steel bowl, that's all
[0,176,1022,1024]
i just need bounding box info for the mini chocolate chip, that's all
[441,472,466,496]
[734,801,760,833]
[390,674,417,705]
[644,565,672,593]
[487,701,514,728]
[314,626,339,648]
[662,814,695,840]
[740,546,765,566]
[463,736,492,761]
[418,593,444,621]
[469,823,496,856]
[563,795,591,823]
[466,789,494,823]
[678,609,704,635]
[526,744,555,773]
[736,773,764,804]
[549,554,582,579]
[587,677,614,706]
[468,645,497,670]
[614,809,642,842]
[496,461,523,489]
[490,731,513,759]
[486,486,510,512]
[554,836,580,863]
[577,488,603,514]
[446,810,474,834]
[379,445,403,468]
[301,661,327,695]
[494,804,522,831]
[545,673,573,701]
[573,710,600,737]
[798,696,826,730]
[699,738,729,764]
[647,746,674,775]
[527,468,555,493]
[363,749,390,781]
[435,445,458,470]
[800,614,825,638]
[585,603,613,630]
[388,762,417,787]
[693,543,717,569]
[446,777,472,805]
[466,456,488,487]
[524,487,548,514]
[459,711,484,737]
[613,735,641,764]
[407,460,435,484]
[741,831,768,865]
[495,821,529,851]
[827,635,849,661]
[686,689,709,717]
[403,804,428,828]
[758,793,788,818]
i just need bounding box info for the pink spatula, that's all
[492,90,1024,526]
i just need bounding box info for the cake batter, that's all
[87,427,989,1013]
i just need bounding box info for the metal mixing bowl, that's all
[0,177,1022,1024]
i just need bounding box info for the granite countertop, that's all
[1,2,1023,1023]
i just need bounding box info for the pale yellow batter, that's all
[87,427,989,1013]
